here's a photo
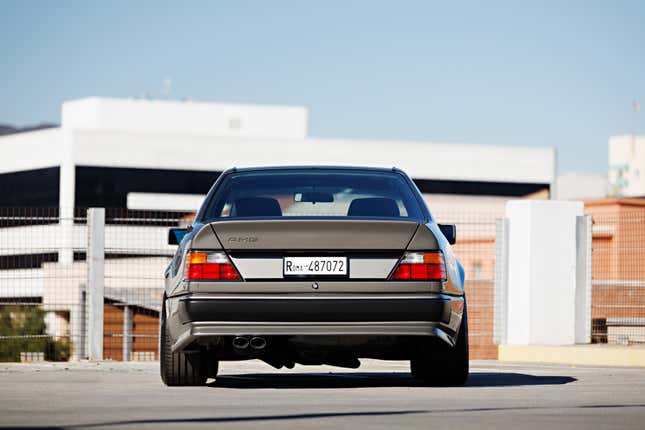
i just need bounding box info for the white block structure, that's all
[609,135,645,197]
[505,200,584,345]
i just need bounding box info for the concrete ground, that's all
[1,359,644,429]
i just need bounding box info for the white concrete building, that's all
[0,97,556,212]
[556,173,608,201]
[609,135,645,197]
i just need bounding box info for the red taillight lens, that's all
[391,263,411,280]
[185,251,241,281]
[390,251,446,281]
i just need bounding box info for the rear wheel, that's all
[410,305,469,386]
[160,297,211,386]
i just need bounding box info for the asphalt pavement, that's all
[1,359,644,429]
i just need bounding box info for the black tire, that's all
[160,297,209,386]
[410,305,469,386]
[206,355,220,379]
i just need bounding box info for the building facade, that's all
[609,135,645,197]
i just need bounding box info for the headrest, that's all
[347,197,400,217]
[233,197,282,217]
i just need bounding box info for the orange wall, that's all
[103,304,159,361]
[586,200,645,325]
[453,238,498,359]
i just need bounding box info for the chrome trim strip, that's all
[182,293,446,300]
[229,257,282,279]
[184,280,444,294]
[348,259,398,279]
[229,257,398,280]
[189,321,436,325]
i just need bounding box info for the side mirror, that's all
[168,228,188,245]
[438,224,456,245]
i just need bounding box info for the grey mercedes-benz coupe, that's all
[161,166,467,386]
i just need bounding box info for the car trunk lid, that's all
[208,219,419,250]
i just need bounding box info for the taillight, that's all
[390,251,446,281]
[185,251,241,281]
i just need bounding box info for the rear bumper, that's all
[179,295,452,323]
[167,293,464,352]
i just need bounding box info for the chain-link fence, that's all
[0,208,188,362]
[433,211,500,359]
[1,207,501,361]
[590,210,645,345]
[0,208,84,362]
[100,209,190,361]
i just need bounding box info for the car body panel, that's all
[166,293,464,352]
[176,280,445,294]
[229,255,399,280]
[209,219,421,250]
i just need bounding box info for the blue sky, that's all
[1,1,643,174]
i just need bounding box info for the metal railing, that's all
[0,207,188,362]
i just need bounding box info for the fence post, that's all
[87,208,105,360]
[493,218,509,345]
[69,289,86,360]
[123,306,133,362]
[575,215,593,343]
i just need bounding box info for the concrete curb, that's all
[498,344,645,367]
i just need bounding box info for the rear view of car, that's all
[161,167,468,386]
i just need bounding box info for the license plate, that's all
[283,256,347,276]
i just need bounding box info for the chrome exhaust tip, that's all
[249,336,267,350]
[232,336,250,349]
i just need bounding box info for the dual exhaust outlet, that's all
[232,336,267,351]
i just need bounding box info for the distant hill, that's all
[0,123,58,136]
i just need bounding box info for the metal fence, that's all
[0,208,82,362]
[590,211,645,345]
[0,208,187,362]
[0,207,501,361]
[434,211,500,359]
[100,208,189,361]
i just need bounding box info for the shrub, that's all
[0,306,72,362]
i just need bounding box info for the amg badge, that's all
[227,236,258,243]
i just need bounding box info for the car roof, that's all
[223,165,403,174]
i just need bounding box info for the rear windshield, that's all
[201,170,425,221]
